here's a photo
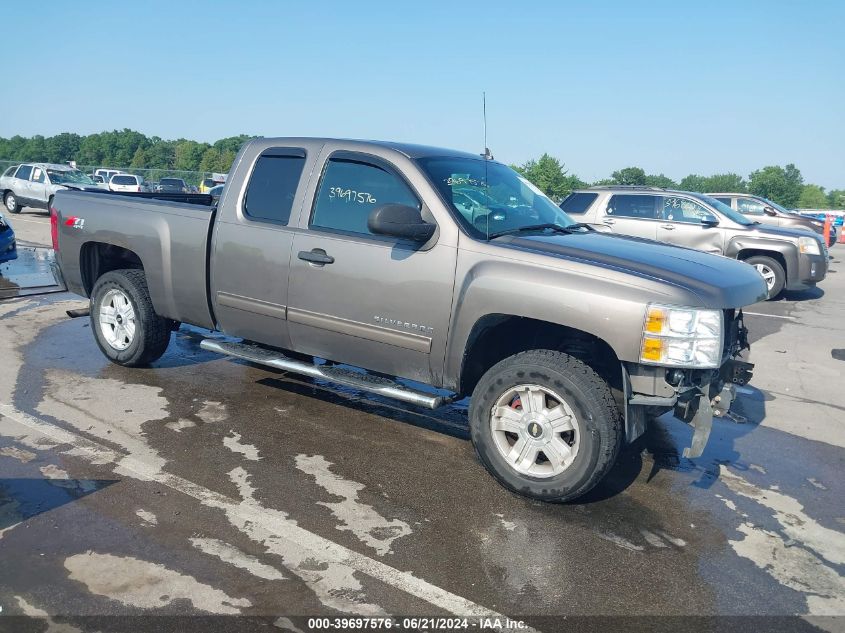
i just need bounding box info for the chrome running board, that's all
[200,339,454,410]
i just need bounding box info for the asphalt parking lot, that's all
[1,211,843,632]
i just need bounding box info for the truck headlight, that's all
[640,304,723,368]
[798,236,821,255]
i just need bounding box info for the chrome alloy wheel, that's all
[5,194,16,212]
[754,263,776,291]
[489,384,580,478]
[98,289,136,351]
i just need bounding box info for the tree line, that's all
[1,130,841,209]
[0,130,254,174]
[514,155,843,209]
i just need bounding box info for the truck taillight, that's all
[50,206,59,252]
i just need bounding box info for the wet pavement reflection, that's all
[0,247,65,299]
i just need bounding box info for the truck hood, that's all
[497,231,768,308]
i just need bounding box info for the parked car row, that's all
[0,162,221,213]
[561,186,829,299]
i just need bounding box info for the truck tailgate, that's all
[54,190,216,329]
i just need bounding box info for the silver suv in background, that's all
[711,193,836,247]
[561,186,828,299]
[0,163,102,214]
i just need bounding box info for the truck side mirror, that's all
[368,204,436,242]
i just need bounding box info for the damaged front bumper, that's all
[672,358,754,457]
[623,310,754,458]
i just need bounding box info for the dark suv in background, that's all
[711,193,836,247]
[157,177,189,193]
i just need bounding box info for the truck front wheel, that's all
[90,269,172,367]
[469,350,622,502]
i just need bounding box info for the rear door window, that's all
[15,165,32,180]
[310,157,420,236]
[606,194,658,219]
[559,192,598,215]
[737,198,766,216]
[714,197,733,207]
[660,196,717,223]
[243,150,306,225]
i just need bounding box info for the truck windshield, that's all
[417,157,575,239]
[694,194,754,226]
[47,170,95,185]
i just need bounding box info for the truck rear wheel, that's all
[469,350,623,502]
[90,269,172,367]
[745,255,785,299]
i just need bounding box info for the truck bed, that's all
[81,188,215,207]
[53,189,217,329]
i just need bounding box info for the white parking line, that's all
[8,216,49,224]
[0,402,532,628]
[742,312,797,321]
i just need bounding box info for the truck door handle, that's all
[660,224,675,230]
[603,219,616,225]
[298,249,335,265]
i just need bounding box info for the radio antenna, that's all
[483,92,488,156]
[482,92,492,240]
[482,92,493,160]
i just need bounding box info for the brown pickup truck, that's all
[52,137,766,502]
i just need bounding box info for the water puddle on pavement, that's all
[0,247,65,299]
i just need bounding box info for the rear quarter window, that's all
[243,152,306,225]
[607,194,658,219]
[559,192,598,215]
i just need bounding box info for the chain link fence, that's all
[0,159,215,188]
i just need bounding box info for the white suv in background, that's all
[108,174,150,192]
[0,163,102,213]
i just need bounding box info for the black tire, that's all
[469,349,623,502]
[744,255,785,300]
[4,192,21,214]
[90,269,172,367]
